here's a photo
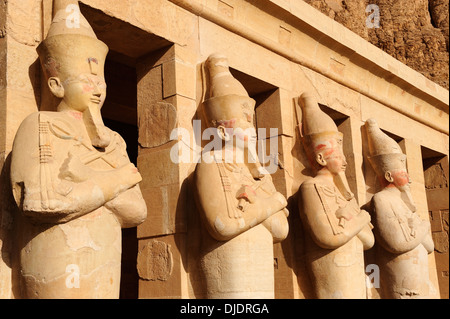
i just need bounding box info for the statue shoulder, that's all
[194,160,220,182]
[13,112,43,147]
[300,177,316,189]
[372,189,393,205]
[299,176,329,193]
[16,112,41,130]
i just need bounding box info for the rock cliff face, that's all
[303,0,449,90]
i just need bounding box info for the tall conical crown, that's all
[365,118,406,176]
[202,54,255,127]
[365,118,403,157]
[298,92,343,154]
[37,0,108,80]
[299,92,339,137]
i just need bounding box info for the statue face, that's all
[218,108,257,150]
[234,114,257,148]
[317,136,347,175]
[390,168,411,190]
[62,73,107,113]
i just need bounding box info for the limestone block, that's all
[137,240,174,281]
[138,146,179,189]
[163,60,197,100]
[198,18,292,91]
[6,0,41,46]
[130,0,197,47]
[138,234,187,299]
[139,102,177,148]
[299,66,362,119]
[6,38,40,97]
[164,95,197,134]
[137,183,185,238]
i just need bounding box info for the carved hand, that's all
[116,162,142,188]
[335,206,354,221]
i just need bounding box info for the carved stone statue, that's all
[365,118,435,299]
[297,93,374,299]
[193,54,289,299]
[9,0,147,298]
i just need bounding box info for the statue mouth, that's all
[90,98,102,104]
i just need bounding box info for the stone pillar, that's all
[0,0,9,298]
[424,155,449,299]
[136,44,197,298]
[0,0,43,299]
[255,88,297,298]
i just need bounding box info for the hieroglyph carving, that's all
[297,93,374,299]
[193,54,289,299]
[9,0,147,298]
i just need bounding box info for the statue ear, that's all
[48,77,64,98]
[316,153,327,167]
[217,125,230,142]
[385,171,394,183]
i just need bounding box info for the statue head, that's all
[299,93,347,173]
[365,118,415,211]
[299,93,354,199]
[202,54,257,151]
[37,0,110,148]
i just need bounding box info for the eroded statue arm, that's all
[299,181,372,250]
[339,198,375,250]
[372,194,431,254]
[262,209,290,243]
[194,161,287,241]
[104,184,147,228]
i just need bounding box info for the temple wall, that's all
[0,0,448,299]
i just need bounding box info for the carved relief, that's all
[137,240,174,281]
[365,118,435,299]
[9,0,147,299]
[297,93,374,298]
[193,54,289,299]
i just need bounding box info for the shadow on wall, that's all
[0,154,17,298]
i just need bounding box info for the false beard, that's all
[83,105,111,149]
[399,186,417,213]
[333,170,354,201]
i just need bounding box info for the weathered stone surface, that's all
[137,240,173,281]
[139,102,177,148]
[303,0,449,90]
[0,0,447,300]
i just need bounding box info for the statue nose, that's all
[92,84,102,97]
